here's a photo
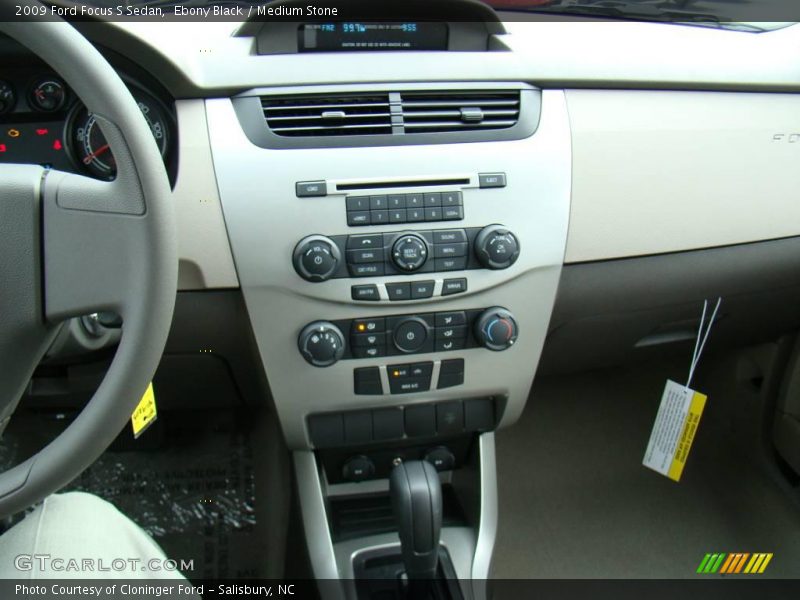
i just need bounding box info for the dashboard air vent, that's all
[262,94,392,137]
[399,91,520,133]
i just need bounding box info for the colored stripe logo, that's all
[697,553,773,574]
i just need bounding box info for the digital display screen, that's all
[0,122,72,171]
[299,22,449,52]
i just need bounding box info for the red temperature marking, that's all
[36,128,49,136]
[0,143,6,152]
[52,139,62,150]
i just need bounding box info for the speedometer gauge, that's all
[67,88,169,179]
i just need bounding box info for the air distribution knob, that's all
[293,235,341,282]
[474,307,518,351]
[298,321,345,367]
[474,225,520,270]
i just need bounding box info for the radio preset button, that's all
[388,194,406,208]
[405,193,422,206]
[346,195,370,211]
[407,208,425,222]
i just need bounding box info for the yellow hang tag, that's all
[131,382,157,439]
[643,380,707,482]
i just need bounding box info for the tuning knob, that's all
[293,235,341,282]
[474,225,520,270]
[474,307,518,351]
[298,321,345,367]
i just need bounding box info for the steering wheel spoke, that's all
[42,167,148,322]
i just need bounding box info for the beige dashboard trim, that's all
[564,89,800,263]
[172,99,239,289]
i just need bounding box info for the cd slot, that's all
[336,178,470,192]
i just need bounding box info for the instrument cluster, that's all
[0,69,175,181]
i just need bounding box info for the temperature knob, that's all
[475,307,518,351]
[474,225,520,270]
[298,321,345,367]
[293,235,341,282]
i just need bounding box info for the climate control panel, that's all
[297,306,518,367]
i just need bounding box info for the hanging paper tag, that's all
[643,297,721,482]
[643,380,707,481]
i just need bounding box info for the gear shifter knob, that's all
[390,460,442,580]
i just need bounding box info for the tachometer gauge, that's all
[67,88,169,179]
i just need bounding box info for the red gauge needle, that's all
[82,143,110,164]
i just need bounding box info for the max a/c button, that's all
[441,278,467,296]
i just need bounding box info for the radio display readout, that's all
[299,22,449,52]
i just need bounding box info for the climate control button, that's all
[393,317,430,353]
[293,235,341,282]
[391,234,428,272]
[475,307,518,351]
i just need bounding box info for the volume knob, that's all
[293,235,341,282]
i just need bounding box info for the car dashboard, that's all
[3,7,800,594]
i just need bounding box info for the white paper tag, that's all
[643,379,707,482]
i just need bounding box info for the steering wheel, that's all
[0,16,177,516]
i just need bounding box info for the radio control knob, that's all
[475,307,518,351]
[391,234,428,272]
[293,235,341,282]
[298,321,345,367]
[474,225,520,270]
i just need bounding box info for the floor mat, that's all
[493,356,800,579]
[1,409,267,581]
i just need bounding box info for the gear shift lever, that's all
[390,460,443,580]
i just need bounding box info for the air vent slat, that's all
[264,102,390,112]
[401,99,519,108]
[267,113,391,122]
[404,120,519,130]
[260,90,521,138]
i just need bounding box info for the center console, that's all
[207,83,571,598]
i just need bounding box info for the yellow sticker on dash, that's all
[131,382,157,439]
